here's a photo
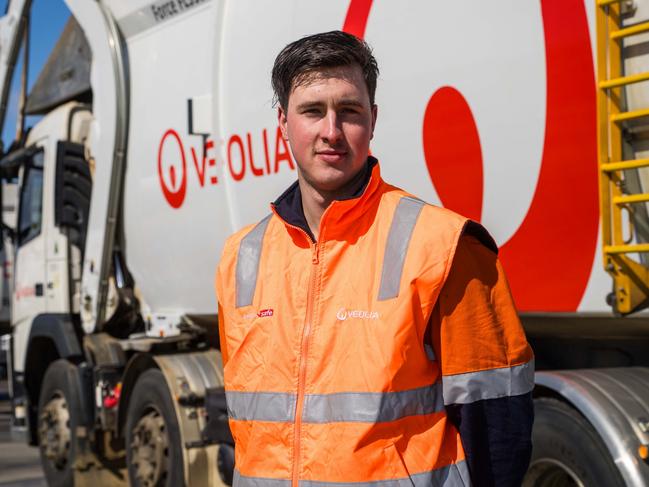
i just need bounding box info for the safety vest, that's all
[216,162,531,486]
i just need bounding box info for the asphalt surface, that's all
[0,381,46,487]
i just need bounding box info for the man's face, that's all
[278,64,377,194]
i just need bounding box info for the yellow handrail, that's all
[601,159,649,171]
[611,108,649,123]
[613,194,649,205]
[604,244,649,254]
[600,71,649,89]
[611,21,649,40]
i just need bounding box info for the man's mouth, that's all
[316,150,347,162]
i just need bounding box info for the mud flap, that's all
[153,349,228,487]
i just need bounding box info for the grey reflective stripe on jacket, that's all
[442,359,535,405]
[226,383,443,423]
[226,390,297,422]
[236,214,272,308]
[233,460,472,487]
[378,196,425,301]
[233,471,291,487]
[235,197,426,307]
[301,383,444,423]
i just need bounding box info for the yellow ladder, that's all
[596,0,649,315]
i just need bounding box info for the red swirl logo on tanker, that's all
[343,0,598,312]
[158,0,599,313]
[157,126,295,209]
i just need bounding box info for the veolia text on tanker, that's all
[157,126,296,208]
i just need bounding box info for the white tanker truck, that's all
[0,0,649,485]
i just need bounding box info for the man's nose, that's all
[322,110,343,144]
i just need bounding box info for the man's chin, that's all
[310,171,364,194]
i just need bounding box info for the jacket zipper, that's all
[292,241,319,487]
[270,204,331,486]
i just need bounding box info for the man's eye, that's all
[302,108,322,116]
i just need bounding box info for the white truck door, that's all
[0,182,17,325]
[11,143,48,369]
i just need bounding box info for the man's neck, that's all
[298,164,369,240]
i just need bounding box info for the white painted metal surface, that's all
[3,0,646,330]
[11,102,90,371]
[95,0,614,319]
[0,182,17,324]
[65,0,128,334]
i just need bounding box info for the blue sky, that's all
[1,0,70,149]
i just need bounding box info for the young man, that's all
[216,31,534,487]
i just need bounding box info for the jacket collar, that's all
[271,156,382,243]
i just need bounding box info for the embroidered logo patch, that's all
[336,308,379,321]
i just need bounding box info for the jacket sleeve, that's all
[429,234,534,487]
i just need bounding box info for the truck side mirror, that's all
[0,146,36,180]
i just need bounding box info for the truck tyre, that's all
[37,359,81,487]
[524,397,625,487]
[126,368,184,487]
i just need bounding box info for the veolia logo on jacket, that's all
[336,308,380,321]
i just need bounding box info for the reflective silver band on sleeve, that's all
[442,359,535,405]
[235,214,272,308]
[299,460,472,487]
[226,390,296,422]
[378,197,425,301]
[302,383,444,423]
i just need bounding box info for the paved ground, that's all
[0,381,46,487]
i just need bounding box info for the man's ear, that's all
[278,106,289,140]
[370,104,378,140]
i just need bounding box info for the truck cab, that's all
[0,101,93,437]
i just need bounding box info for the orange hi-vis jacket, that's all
[216,161,534,486]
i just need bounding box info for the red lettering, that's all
[274,126,295,173]
[191,139,217,187]
[257,309,274,318]
[190,146,206,187]
[206,140,217,184]
[157,128,187,209]
[262,128,272,174]
[248,133,264,177]
[228,135,246,181]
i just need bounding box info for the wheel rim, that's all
[39,392,71,470]
[524,458,585,487]
[130,406,169,487]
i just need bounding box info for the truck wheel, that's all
[37,359,81,487]
[126,368,184,487]
[524,397,625,487]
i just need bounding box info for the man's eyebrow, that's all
[296,99,366,111]
[337,99,365,107]
[295,101,324,111]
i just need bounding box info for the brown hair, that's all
[271,30,379,110]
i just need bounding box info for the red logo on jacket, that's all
[257,309,274,318]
